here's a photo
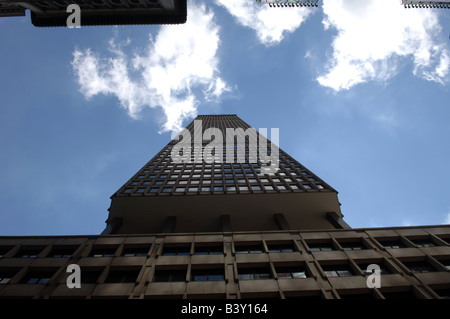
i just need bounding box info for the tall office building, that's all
[104,114,348,235]
[0,0,187,26]
[0,115,449,300]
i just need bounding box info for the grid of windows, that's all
[116,115,332,196]
[0,226,449,299]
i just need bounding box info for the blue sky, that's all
[1,0,450,236]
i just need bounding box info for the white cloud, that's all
[317,0,450,91]
[214,0,315,46]
[444,210,450,225]
[72,1,230,133]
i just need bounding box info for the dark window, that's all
[105,269,140,283]
[321,264,354,277]
[275,266,308,279]
[50,247,76,258]
[90,247,117,257]
[194,245,223,255]
[433,288,450,299]
[437,259,450,271]
[267,243,295,253]
[307,242,335,252]
[162,246,191,256]
[238,267,272,280]
[339,241,366,251]
[15,247,43,258]
[411,239,436,248]
[191,269,225,281]
[235,244,264,254]
[0,247,13,258]
[81,270,103,284]
[122,247,149,257]
[403,261,436,273]
[153,269,186,282]
[21,271,55,284]
[0,270,18,284]
[378,240,406,249]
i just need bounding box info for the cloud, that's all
[72,1,230,133]
[317,0,450,91]
[214,0,315,46]
[445,210,450,225]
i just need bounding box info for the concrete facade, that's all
[0,225,449,299]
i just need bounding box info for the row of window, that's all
[4,256,448,287]
[1,236,449,260]
[121,183,320,195]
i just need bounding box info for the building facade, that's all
[0,0,187,26]
[0,115,449,299]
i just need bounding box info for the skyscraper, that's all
[0,115,449,301]
[104,114,348,235]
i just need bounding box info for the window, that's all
[339,241,366,251]
[378,240,406,249]
[80,270,103,284]
[321,264,354,277]
[90,247,117,257]
[50,247,76,258]
[122,188,132,194]
[307,242,335,252]
[411,239,436,248]
[105,269,140,283]
[403,261,436,273]
[194,245,223,255]
[162,187,172,193]
[15,247,43,258]
[122,246,149,257]
[21,271,55,284]
[191,269,225,281]
[275,266,308,279]
[153,269,186,282]
[251,185,261,191]
[267,243,295,253]
[162,245,191,256]
[436,259,450,271]
[0,270,18,284]
[238,267,272,280]
[175,187,185,193]
[235,244,264,254]
[0,247,13,258]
